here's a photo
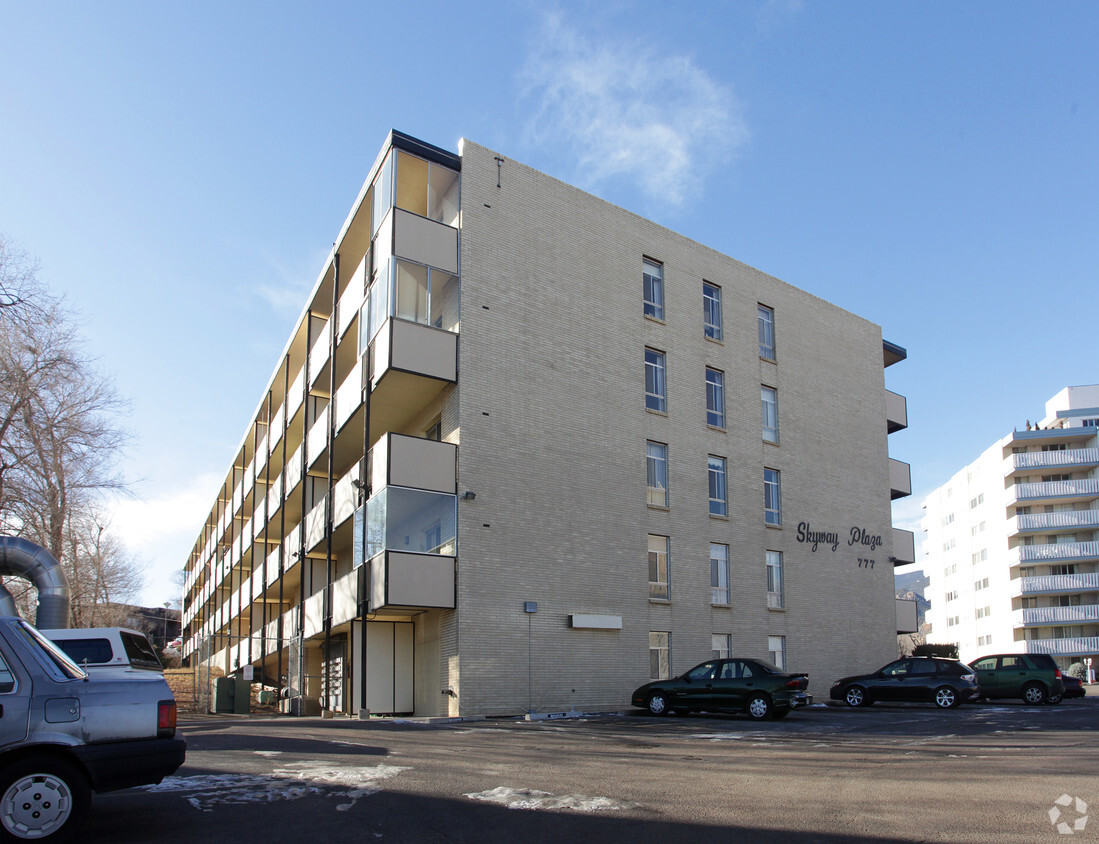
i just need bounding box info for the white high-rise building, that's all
[923,385,1099,669]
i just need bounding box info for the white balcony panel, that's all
[892,528,916,565]
[337,256,368,340]
[372,319,457,386]
[392,208,459,275]
[305,499,327,552]
[1013,605,1099,627]
[266,548,281,587]
[896,598,918,633]
[1009,448,1099,472]
[303,591,325,638]
[1011,510,1099,534]
[308,320,332,388]
[371,433,457,495]
[269,404,285,446]
[285,445,304,490]
[1025,636,1099,657]
[889,458,912,499]
[287,369,305,418]
[334,358,364,432]
[332,473,358,530]
[886,390,908,432]
[1011,572,1099,596]
[1009,541,1099,564]
[1008,478,1099,505]
[306,407,330,467]
[331,569,361,628]
[370,551,455,611]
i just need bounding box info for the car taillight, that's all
[1055,668,1063,679]
[962,673,975,682]
[158,700,178,737]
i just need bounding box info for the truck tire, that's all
[0,756,90,842]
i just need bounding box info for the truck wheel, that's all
[0,756,90,842]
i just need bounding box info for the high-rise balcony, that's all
[1012,604,1099,627]
[1024,636,1099,657]
[369,319,457,439]
[1008,510,1099,536]
[1006,448,1099,475]
[1010,571,1099,597]
[1008,541,1099,565]
[886,390,908,434]
[889,458,912,500]
[892,528,916,566]
[1007,478,1099,507]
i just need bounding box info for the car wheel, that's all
[746,694,773,720]
[1047,692,1063,705]
[0,755,90,843]
[647,692,670,716]
[934,685,959,709]
[844,685,870,707]
[1022,683,1047,705]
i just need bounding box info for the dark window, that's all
[55,638,114,665]
[121,632,164,670]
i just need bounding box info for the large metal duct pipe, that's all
[0,582,19,618]
[0,536,71,629]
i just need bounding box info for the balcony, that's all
[1010,572,1099,597]
[1012,604,1099,627]
[369,551,455,611]
[1007,478,1099,507]
[369,319,457,439]
[1008,541,1099,565]
[369,433,457,497]
[1007,448,1099,475]
[886,390,908,434]
[1009,510,1099,536]
[1024,636,1099,657]
[892,528,915,566]
[889,458,912,500]
[896,597,918,633]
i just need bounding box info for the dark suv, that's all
[968,653,1064,704]
[830,657,979,709]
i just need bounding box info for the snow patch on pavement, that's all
[143,761,408,812]
[465,786,634,812]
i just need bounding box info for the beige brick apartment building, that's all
[181,130,914,717]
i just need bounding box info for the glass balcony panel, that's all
[428,165,460,226]
[371,149,393,237]
[363,487,457,560]
[396,261,429,324]
[395,151,429,217]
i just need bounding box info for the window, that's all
[648,535,670,600]
[969,493,984,509]
[643,259,664,320]
[1084,419,1099,427]
[712,634,731,660]
[768,635,786,670]
[975,577,989,591]
[942,513,954,526]
[975,606,991,619]
[764,468,782,526]
[946,590,958,602]
[710,543,729,604]
[0,651,13,694]
[971,549,987,564]
[758,304,775,360]
[645,348,667,412]
[766,550,784,609]
[705,368,725,428]
[425,419,442,441]
[647,442,669,506]
[708,456,728,517]
[947,616,960,627]
[977,634,993,646]
[761,385,779,443]
[649,632,670,680]
[703,282,722,340]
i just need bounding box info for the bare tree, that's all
[0,234,141,625]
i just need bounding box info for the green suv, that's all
[969,653,1065,704]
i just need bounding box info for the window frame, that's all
[712,633,732,660]
[710,543,730,605]
[758,304,776,361]
[768,635,787,670]
[767,550,784,609]
[708,455,728,517]
[764,468,782,526]
[703,281,723,341]
[649,631,671,680]
[644,348,667,413]
[705,367,726,429]
[761,385,779,444]
[643,259,665,321]
[648,534,670,601]
[647,441,669,507]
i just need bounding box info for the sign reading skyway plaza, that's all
[796,522,883,554]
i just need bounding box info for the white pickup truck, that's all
[0,616,185,841]
[42,627,164,679]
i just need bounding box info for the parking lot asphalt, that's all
[82,697,1099,844]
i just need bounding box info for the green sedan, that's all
[631,658,812,720]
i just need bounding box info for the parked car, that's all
[42,627,164,679]
[830,657,978,709]
[1052,675,1086,702]
[968,653,1064,705]
[0,617,185,841]
[632,658,812,720]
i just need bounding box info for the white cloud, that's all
[519,13,748,209]
[107,472,222,606]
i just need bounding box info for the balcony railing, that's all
[889,458,912,500]
[1008,448,1099,472]
[1024,636,1099,657]
[369,551,455,611]
[1008,541,1099,564]
[886,390,908,434]
[892,528,916,566]
[1008,478,1099,506]
[1010,510,1099,535]
[1013,604,1099,627]
[1010,572,1099,596]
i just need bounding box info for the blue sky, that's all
[1,1,1096,605]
